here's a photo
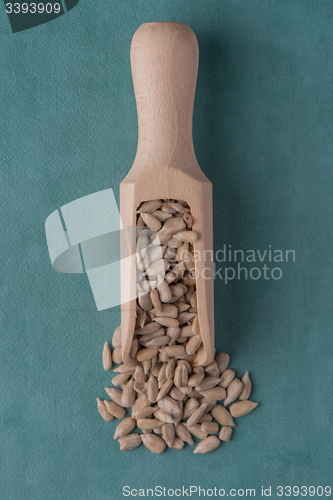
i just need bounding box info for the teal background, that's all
[1,1,332,499]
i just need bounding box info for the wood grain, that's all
[120,22,215,367]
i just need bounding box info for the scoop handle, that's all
[130,22,200,171]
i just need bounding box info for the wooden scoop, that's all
[120,22,214,368]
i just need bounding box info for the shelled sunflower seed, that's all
[97,199,258,453]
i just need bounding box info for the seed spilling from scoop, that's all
[96,200,258,453]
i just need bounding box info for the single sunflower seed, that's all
[219,426,233,442]
[158,217,186,236]
[137,200,162,213]
[192,315,200,335]
[112,325,122,348]
[114,417,136,439]
[201,422,219,435]
[210,405,235,427]
[219,369,235,389]
[175,422,194,445]
[104,400,126,419]
[113,364,136,374]
[103,342,112,371]
[137,418,163,430]
[112,347,123,365]
[195,377,221,392]
[157,396,182,415]
[150,288,161,310]
[198,387,226,401]
[140,213,162,232]
[133,366,147,384]
[170,386,185,401]
[136,347,159,362]
[119,433,142,451]
[112,372,131,386]
[215,352,229,373]
[146,259,169,277]
[179,386,191,395]
[193,436,220,454]
[170,437,185,450]
[134,322,161,336]
[156,380,173,401]
[239,372,252,400]
[153,317,179,328]
[138,293,153,311]
[145,335,170,348]
[161,345,185,358]
[162,423,175,447]
[149,361,161,376]
[152,304,178,318]
[142,359,152,375]
[178,312,197,325]
[185,423,208,440]
[197,413,213,424]
[183,213,192,228]
[139,328,165,344]
[176,242,189,262]
[169,283,188,303]
[205,360,218,374]
[153,409,174,424]
[186,403,208,427]
[173,231,199,243]
[104,387,125,407]
[171,262,186,281]
[174,365,187,388]
[165,358,176,380]
[186,335,202,355]
[164,271,177,284]
[152,210,172,222]
[190,292,197,308]
[166,327,181,344]
[97,398,114,422]
[174,302,191,314]
[137,310,146,328]
[147,373,159,403]
[135,406,156,419]
[161,201,177,214]
[131,395,150,415]
[156,280,172,302]
[188,373,204,387]
[141,434,166,454]
[170,202,190,214]
[229,400,258,417]
[157,363,167,388]
[198,399,217,413]
[224,378,243,406]
[183,398,200,419]
[121,379,136,407]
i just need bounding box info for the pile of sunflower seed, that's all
[97,199,258,454]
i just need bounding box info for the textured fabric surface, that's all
[0,1,332,499]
